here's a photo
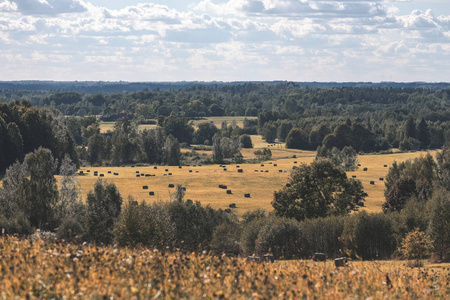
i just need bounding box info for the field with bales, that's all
[74,148,436,216]
[0,235,448,299]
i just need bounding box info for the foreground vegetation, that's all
[0,235,448,299]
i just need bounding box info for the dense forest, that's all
[2,82,450,170]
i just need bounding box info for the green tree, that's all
[417,118,431,149]
[427,188,450,261]
[86,179,123,244]
[272,159,366,221]
[286,128,309,150]
[405,116,417,139]
[163,135,181,166]
[194,122,218,145]
[23,147,59,229]
[239,134,253,148]
[262,122,277,143]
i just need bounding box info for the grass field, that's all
[74,150,436,216]
[0,235,448,299]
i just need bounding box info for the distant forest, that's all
[2,81,450,171]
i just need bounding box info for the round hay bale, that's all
[363,168,368,171]
[244,193,251,198]
[226,190,232,194]
[370,181,375,185]
[114,173,118,176]
[143,186,148,189]
[87,170,90,173]
[189,170,193,173]
[225,208,232,213]
[223,168,227,171]
[238,169,243,173]
[168,173,172,175]
[165,169,169,172]
[108,171,111,174]
[279,170,283,173]
[168,184,174,188]
[136,171,139,173]
[178,166,182,169]
[79,171,84,175]
[145,174,150,177]
[274,164,277,167]
[261,164,264,167]
[384,165,388,167]
[229,203,236,208]
[154,166,158,169]
[149,191,155,196]
[352,175,357,178]
[136,174,140,177]
[379,177,384,181]
[100,174,104,177]
[294,161,297,164]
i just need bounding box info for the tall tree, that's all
[272,159,366,221]
[417,118,431,149]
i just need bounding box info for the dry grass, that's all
[0,235,448,299]
[72,150,436,216]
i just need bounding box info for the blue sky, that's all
[0,0,449,82]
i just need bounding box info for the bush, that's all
[239,134,253,148]
[255,217,308,260]
[211,221,241,256]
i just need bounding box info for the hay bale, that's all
[244,193,251,198]
[189,170,193,173]
[229,203,236,208]
[87,170,90,173]
[196,171,199,173]
[236,165,240,168]
[265,170,269,173]
[279,170,283,173]
[335,257,348,267]
[79,171,84,175]
[384,165,388,167]
[274,164,277,167]
[238,169,243,173]
[223,168,227,171]
[143,186,148,189]
[94,173,98,176]
[352,175,357,178]
[358,201,365,207]
[114,173,119,176]
[149,191,155,196]
[136,174,140,177]
[261,164,264,167]
[145,174,150,177]
[363,168,368,171]
[168,173,172,175]
[136,171,139,173]
[154,166,158,169]
[178,166,182,169]
[379,177,384,181]
[286,183,292,187]
[294,161,297,164]
[165,169,169,172]
[182,187,186,191]
[168,184,174,188]
[226,190,232,194]
[370,181,375,185]
[108,171,111,174]
[100,174,104,177]
[225,208,232,213]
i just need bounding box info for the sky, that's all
[0,0,449,82]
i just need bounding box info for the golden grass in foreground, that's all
[0,236,448,299]
[74,150,436,215]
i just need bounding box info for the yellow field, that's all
[74,150,437,216]
[0,235,448,299]
[190,116,258,129]
[99,116,258,133]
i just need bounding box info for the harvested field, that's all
[73,150,436,216]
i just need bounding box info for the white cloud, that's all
[9,0,88,15]
[0,0,448,81]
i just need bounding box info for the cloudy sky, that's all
[0,0,449,82]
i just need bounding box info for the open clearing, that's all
[99,116,258,133]
[74,150,436,216]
